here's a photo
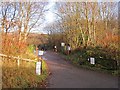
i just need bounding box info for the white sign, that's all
[61,42,65,46]
[67,46,71,51]
[90,57,95,64]
[38,50,44,56]
[36,62,41,75]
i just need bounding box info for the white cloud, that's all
[45,11,55,23]
[32,1,57,34]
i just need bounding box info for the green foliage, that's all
[65,46,119,76]
[28,44,35,53]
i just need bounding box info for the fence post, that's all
[17,56,20,67]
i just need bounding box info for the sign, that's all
[36,62,41,75]
[67,46,71,51]
[38,50,44,56]
[90,57,95,64]
[61,42,65,46]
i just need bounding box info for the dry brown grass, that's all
[2,58,48,88]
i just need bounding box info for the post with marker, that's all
[36,49,44,75]
[36,61,42,75]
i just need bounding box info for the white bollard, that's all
[90,57,95,65]
[36,61,41,75]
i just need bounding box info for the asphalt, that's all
[42,51,118,88]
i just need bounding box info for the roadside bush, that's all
[28,44,35,53]
[66,46,119,75]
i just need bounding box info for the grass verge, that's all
[2,59,49,88]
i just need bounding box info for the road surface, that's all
[42,51,118,88]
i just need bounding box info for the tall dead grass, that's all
[2,58,48,88]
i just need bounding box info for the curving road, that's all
[42,51,118,88]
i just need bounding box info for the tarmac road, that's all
[42,51,118,88]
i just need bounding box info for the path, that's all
[42,51,118,88]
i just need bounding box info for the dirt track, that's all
[42,51,118,88]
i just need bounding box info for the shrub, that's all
[65,46,119,75]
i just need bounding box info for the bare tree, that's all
[47,2,118,49]
[0,2,48,55]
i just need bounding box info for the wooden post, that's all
[36,45,38,56]
[17,56,20,67]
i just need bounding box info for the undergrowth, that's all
[62,46,119,76]
[2,59,48,88]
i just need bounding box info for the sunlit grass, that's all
[2,59,48,88]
